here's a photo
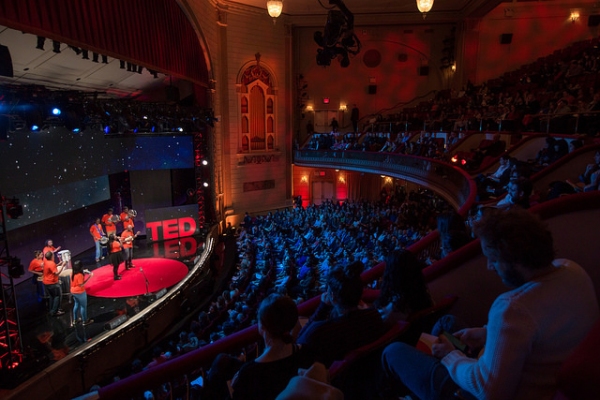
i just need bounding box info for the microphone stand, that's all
[139,266,151,296]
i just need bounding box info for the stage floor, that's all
[5,236,204,388]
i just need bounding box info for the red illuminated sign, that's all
[323,97,330,104]
[146,217,197,241]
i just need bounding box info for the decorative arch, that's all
[237,53,277,153]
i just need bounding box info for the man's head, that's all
[474,208,554,287]
[327,262,364,309]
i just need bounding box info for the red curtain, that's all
[0,0,209,86]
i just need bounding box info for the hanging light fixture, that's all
[267,0,283,24]
[416,0,434,18]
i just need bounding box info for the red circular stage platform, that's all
[85,258,189,298]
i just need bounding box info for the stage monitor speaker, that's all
[418,66,429,76]
[104,314,128,330]
[500,33,513,44]
[368,84,377,94]
[589,15,600,27]
[0,45,13,78]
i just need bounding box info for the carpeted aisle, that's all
[86,258,189,298]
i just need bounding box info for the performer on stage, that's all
[42,239,61,257]
[108,234,124,280]
[90,218,106,262]
[121,225,139,270]
[28,250,45,300]
[71,260,94,325]
[102,208,118,238]
[120,206,135,231]
[43,251,67,316]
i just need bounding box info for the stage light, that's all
[177,127,184,132]
[31,124,40,131]
[203,182,209,187]
[202,160,208,166]
[36,36,45,50]
[51,108,61,116]
[72,128,80,133]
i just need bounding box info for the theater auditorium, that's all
[0,1,599,399]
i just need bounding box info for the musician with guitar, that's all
[121,224,140,270]
[89,218,107,262]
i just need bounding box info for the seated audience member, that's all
[374,250,433,324]
[275,362,343,400]
[535,136,557,167]
[468,133,505,169]
[547,138,569,164]
[495,177,532,209]
[434,211,471,262]
[550,150,600,198]
[381,208,599,400]
[297,262,387,367]
[230,294,311,400]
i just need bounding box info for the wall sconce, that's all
[451,63,456,72]
[339,104,347,111]
[305,105,314,112]
[416,0,434,18]
[300,175,308,183]
[570,11,580,23]
[267,0,283,24]
[338,173,346,184]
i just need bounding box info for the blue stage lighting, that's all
[52,108,61,116]
[31,125,40,131]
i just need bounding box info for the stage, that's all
[3,236,204,390]
[86,258,189,298]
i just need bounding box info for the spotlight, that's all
[177,127,184,132]
[203,182,209,187]
[31,124,40,132]
[52,41,61,53]
[81,49,89,60]
[202,160,208,166]
[36,36,46,50]
[51,108,61,116]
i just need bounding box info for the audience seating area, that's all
[83,39,600,400]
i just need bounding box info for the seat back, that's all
[328,320,410,380]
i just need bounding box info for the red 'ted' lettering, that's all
[163,219,179,239]
[178,217,196,238]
